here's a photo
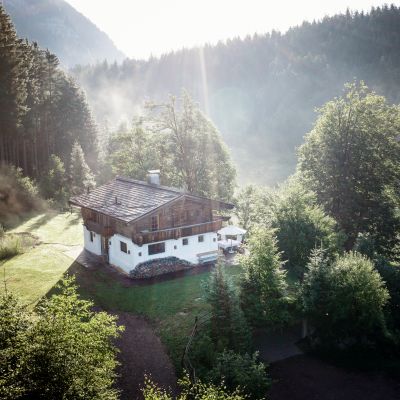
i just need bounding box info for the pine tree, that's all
[0,5,27,166]
[240,227,291,327]
[69,141,95,195]
[40,154,68,205]
[205,264,251,354]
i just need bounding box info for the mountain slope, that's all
[3,0,125,67]
[73,5,400,185]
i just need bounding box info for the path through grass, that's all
[72,262,243,370]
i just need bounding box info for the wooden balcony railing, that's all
[132,219,223,245]
[84,220,114,237]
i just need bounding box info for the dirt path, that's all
[269,355,400,400]
[254,324,303,363]
[70,252,178,399]
[114,312,177,400]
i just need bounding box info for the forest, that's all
[72,4,400,185]
[1,3,400,400]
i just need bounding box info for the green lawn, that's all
[72,261,243,369]
[9,211,83,246]
[1,210,243,368]
[1,211,83,306]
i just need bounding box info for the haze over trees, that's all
[72,5,400,185]
[107,92,236,201]
[0,4,98,180]
[2,0,125,67]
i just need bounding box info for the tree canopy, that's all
[0,277,122,399]
[108,92,236,201]
[240,227,291,327]
[302,250,389,346]
[298,82,400,258]
[0,5,98,180]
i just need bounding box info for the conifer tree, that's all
[205,264,251,354]
[240,227,291,327]
[40,154,68,205]
[70,141,95,195]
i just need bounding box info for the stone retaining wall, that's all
[129,256,194,279]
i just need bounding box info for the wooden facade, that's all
[81,196,225,246]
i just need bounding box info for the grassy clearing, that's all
[0,211,82,306]
[9,210,83,246]
[73,262,243,369]
[2,210,243,368]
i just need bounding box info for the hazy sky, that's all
[66,1,397,59]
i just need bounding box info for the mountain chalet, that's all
[70,171,233,276]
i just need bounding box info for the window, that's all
[182,238,189,246]
[148,242,165,255]
[198,235,204,243]
[120,241,127,253]
[213,238,217,242]
[90,231,94,242]
[174,245,177,250]
[151,215,159,231]
[138,252,142,257]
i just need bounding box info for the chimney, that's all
[147,170,160,185]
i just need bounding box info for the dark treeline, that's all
[0,5,98,179]
[72,4,400,185]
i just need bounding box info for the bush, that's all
[208,350,270,399]
[0,233,37,261]
[0,235,23,260]
[0,277,122,400]
[0,165,42,227]
[302,250,389,347]
[142,375,248,400]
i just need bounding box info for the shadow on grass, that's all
[22,212,57,233]
[66,211,81,226]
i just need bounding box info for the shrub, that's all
[0,235,23,260]
[0,277,122,400]
[208,350,270,399]
[0,165,42,226]
[0,233,37,261]
[302,250,389,347]
[142,375,248,400]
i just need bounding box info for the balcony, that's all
[132,219,223,245]
[84,220,114,237]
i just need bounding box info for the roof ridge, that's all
[115,176,185,195]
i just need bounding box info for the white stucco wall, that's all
[83,225,102,256]
[108,233,136,273]
[108,231,219,274]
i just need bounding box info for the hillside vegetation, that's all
[72,5,400,184]
[3,0,125,67]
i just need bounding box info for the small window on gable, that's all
[151,215,159,231]
[90,232,94,242]
[174,245,177,250]
[120,241,127,253]
[198,235,204,243]
[182,238,188,246]
[213,238,217,242]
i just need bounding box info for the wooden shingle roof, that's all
[69,176,233,223]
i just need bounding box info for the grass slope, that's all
[1,211,82,305]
